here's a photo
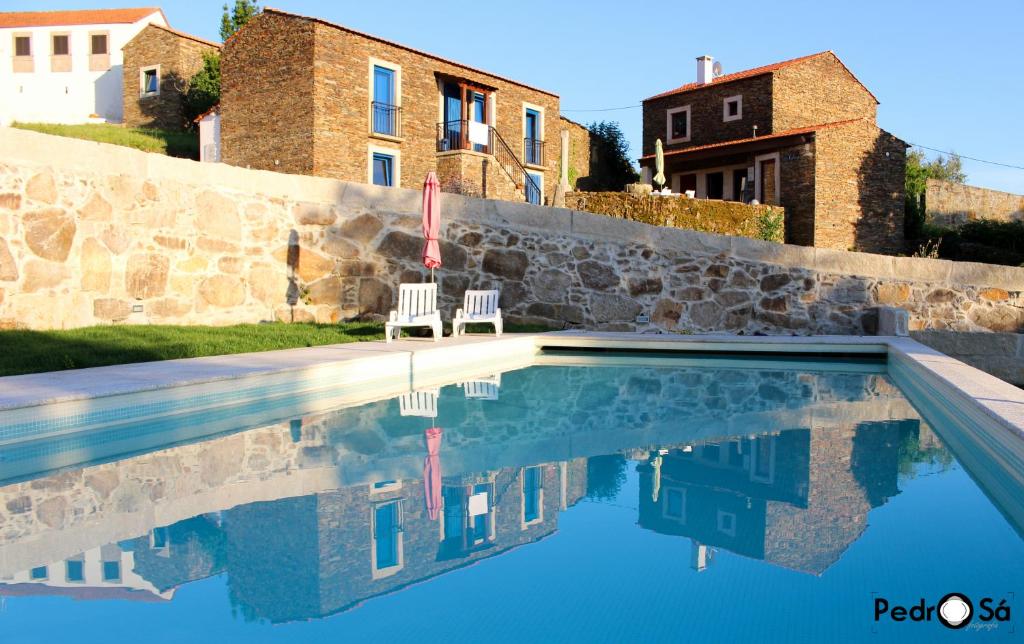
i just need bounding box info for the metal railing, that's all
[371,101,402,137]
[435,120,541,204]
[524,138,544,166]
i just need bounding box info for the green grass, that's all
[0,322,384,377]
[0,322,558,376]
[12,122,198,159]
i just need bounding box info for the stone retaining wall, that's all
[911,330,1024,385]
[926,178,1024,227]
[1,127,1023,333]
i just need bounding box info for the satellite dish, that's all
[712,61,723,77]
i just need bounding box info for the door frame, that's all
[754,152,781,204]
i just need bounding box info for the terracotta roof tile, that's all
[0,7,165,28]
[638,118,868,161]
[644,51,878,104]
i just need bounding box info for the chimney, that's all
[696,55,714,85]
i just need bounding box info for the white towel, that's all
[468,491,489,516]
[468,121,489,146]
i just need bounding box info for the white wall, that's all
[199,111,221,162]
[0,12,166,126]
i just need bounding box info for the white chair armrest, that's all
[455,308,464,319]
[388,311,398,322]
[494,307,501,317]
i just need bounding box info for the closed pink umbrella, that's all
[423,427,443,520]
[422,172,442,281]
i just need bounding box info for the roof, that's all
[0,7,165,28]
[638,118,868,161]
[644,51,879,104]
[193,103,220,123]
[140,23,221,49]
[252,8,558,99]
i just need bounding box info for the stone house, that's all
[640,52,907,253]
[121,23,220,130]
[221,8,590,204]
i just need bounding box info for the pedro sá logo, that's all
[874,593,1012,630]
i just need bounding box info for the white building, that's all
[0,7,167,126]
[197,104,220,162]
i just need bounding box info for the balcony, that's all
[436,119,491,154]
[524,138,544,166]
[371,102,402,138]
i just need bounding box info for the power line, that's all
[907,143,1024,172]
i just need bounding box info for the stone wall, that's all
[911,330,1024,385]
[1,127,1023,334]
[566,192,784,242]
[771,52,877,132]
[814,120,906,253]
[926,179,1024,227]
[560,116,592,190]
[122,24,220,130]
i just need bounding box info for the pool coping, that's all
[1,331,1023,447]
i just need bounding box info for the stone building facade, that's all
[560,116,593,190]
[925,179,1024,227]
[221,8,585,204]
[640,52,906,254]
[121,23,220,130]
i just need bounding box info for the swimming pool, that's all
[1,348,1022,642]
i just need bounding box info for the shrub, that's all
[755,207,784,242]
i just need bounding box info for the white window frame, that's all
[139,64,160,97]
[368,57,402,140]
[754,152,781,204]
[367,144,401,187]
[521,101,546,168]
[520,466,545,529]
[666,105,691,144]
[370,500,405,579]
[723,95,743,122]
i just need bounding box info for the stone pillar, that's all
[552,129,571,208]
[876,306,909,336]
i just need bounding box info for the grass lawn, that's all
[12,122,198,159]
[0,322,556,376]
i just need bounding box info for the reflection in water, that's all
[0,358,1010,632]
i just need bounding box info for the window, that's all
[717,510,737,537]
[522,466,542,524]
[66,559,85,583]
[372,152,394,187]
[30,566,48,581]
[13,34,33,72]
[89,32,110,71]
[723,95,742,122]
[150,526,169,550]
[523,104,543,166]
[140,66,160,97]
[90,34,108,55]
[102,560,121,582]
[371,63,398,136]
[373,500,402,572]
[666,105,691,143]
[51,34,69,56]
[14,35,31,56]
[525,171,543,205]
[664,488,686,522]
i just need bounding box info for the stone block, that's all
[876,306,908,336]
[24,207,76,261]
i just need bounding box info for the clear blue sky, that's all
[9,0,1024,192]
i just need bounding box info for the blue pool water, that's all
[0,354,1022,642]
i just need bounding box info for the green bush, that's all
[918,219,1024,267]
[755,207,785,242]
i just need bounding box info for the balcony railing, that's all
[371,101,402,138]
[524,138,544,166]
[435,119,491,154]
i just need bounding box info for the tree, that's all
[585,121,639,191]
[182,51,221,129]
[904,148,967,240]
[220,0,260,41]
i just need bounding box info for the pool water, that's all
[1,355,1022,642]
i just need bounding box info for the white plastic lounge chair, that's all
[461,374,502,400]
[399,388,440,417]
[386,283,442,343]
[452,290,502,337]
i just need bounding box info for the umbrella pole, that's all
[431,267,435,283]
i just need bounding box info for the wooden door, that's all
[759,159,777,205]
